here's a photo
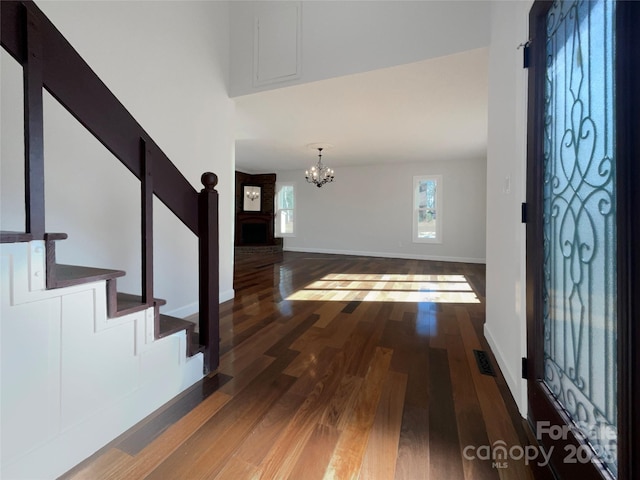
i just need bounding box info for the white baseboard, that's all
[163,289,235,318]
[484,323,527,416]
[283,246,485,264]
[220,288,235,303]
[2,356,203,479]
[164,301,198,318]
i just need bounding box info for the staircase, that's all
[0,236,205,479]
[1,0,221,478]
[0,0,220,370]
[43,232,204,357]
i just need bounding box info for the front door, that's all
[525,1,639,479]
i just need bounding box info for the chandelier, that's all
[305,147,335,188]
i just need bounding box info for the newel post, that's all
[198,172,220,373]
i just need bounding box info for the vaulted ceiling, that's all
[234,47,489,173]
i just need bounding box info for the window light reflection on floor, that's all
[286,273,480,303]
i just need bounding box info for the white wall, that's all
[277,158,486,263]
[0,0,235,314]
[229,0,491,97]
[485,0,532,415]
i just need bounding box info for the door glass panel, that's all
[543,0,617,474]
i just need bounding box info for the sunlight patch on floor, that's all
[286,274,480,303]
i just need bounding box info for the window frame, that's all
[275,182,296,237]
[412,175,443,244]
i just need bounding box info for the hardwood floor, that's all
[62,252,537,480]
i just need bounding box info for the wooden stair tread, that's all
[112,292,166,317]
[0,230,66,243]
[0,231,34,243]
[36,229,208,361]
[43,232,68,241]
[51,264,126,288]
[159,314,203,357]
[158,314,193,338]
[117,292,166,307]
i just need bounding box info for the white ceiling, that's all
[234,47,489,173]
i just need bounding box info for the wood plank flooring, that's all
[61,252,536,480]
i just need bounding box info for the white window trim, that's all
[275,182,296,237]
[412,175,443,244]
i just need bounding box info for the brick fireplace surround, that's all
[235,171,283,255]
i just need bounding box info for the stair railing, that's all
[1,0,220,372]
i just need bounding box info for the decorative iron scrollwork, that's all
[542,0,617,475]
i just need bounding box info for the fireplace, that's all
[242,223,268,244]
[235,171,282,254]
[236,214,273,245]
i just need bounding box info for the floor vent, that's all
[473,349,496,376]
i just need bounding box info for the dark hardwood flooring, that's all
[61,252,536,480]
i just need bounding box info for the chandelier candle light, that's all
[305,147,335,188]
[245,186,260,201]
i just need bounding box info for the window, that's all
[275,183,295,237]
[413,175,442,243]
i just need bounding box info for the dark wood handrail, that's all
[1,0,219,372]
[1,0,199,234]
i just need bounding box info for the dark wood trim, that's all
[1,0,199,235]
[615,2,640,479]
[198,173,220,373]
[23,4,45,239]
[525,0,550,391]
[528,384,613,479]
[141,138,153,306]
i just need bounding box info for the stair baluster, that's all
[23,5,46,239]
[141,137,154,307]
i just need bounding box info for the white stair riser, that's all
[1,241,203,479]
